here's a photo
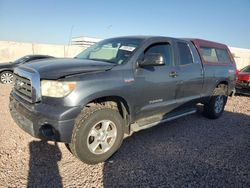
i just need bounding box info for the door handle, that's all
[169,71,178,78]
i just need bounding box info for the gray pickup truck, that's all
[9,36,236,164]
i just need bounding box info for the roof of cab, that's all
[105,36,229,49]
[185,38,228,49]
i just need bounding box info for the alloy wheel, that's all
[87,120,117,155]
[1,72,13,84]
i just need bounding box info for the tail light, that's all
[236,70,239,80]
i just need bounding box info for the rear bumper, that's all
[9,91,81,143]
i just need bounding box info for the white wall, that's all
[229,47,250,69]
[0,41,85,63]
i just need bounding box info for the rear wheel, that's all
[203,85,228,119]
[0,71,13,84]
[70,105,124,164]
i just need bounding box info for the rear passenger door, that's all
[175,41,203,104]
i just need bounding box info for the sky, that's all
[0,0,250,48]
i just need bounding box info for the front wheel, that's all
[0,71,13,84]
[203,86,227,119]
[69,105,124,164]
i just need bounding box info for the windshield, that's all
[240,66,250,73]
[75,38,143,65]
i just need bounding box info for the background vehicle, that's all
[236,65,250,95]
[0,54,54,84]
[9,36,236,164]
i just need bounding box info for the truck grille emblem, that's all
[16,80,24,90]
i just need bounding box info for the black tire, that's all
[203,86,228,119]
[0,71,13,84]
[69,105,124,164]
[65,143,72,153]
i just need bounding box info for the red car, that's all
[236,65,250,95]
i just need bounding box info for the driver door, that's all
[133,42,179,120]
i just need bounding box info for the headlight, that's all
[41,80,76,98]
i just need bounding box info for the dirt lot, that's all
[0,84,249,187]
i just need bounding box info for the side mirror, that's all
[139,53,165,67]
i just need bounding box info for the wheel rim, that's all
[87,120,117,155]
[1,72,13,84]
[214,95,224,113]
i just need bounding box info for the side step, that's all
[130,108,197,133]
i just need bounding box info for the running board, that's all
[130,109,197,133]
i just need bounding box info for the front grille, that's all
[14,74,32,102]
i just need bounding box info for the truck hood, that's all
[19,58,115,79]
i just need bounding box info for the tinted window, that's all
[144,43,172,66]
[76,38,143,65]
[241,66,250,73]
[200,47,218,63]
[200,47,232,64]
[216,49,232,63]
[177,42,193,65]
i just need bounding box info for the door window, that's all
[144,43,172,66]
[200,47,232,64]
[177,42,194,65]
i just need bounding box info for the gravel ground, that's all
[0,84,249,188]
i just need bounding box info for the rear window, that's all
[200,47,232,64]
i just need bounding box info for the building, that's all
[229,47,250,69]
[71,36,101,47]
